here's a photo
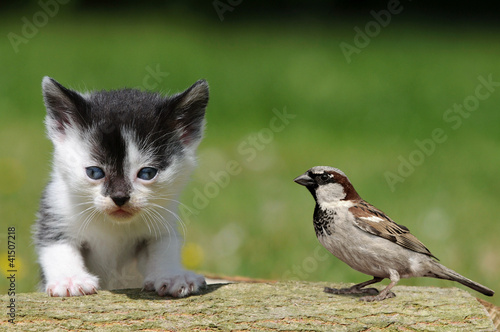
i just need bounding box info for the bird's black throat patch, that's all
[313,205,336,237]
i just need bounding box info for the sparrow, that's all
[294,166,494,301]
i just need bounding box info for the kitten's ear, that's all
[167,79,209,147]
[42,76,88,139]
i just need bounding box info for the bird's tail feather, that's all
[426,262,494,296]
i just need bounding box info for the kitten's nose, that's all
[111,194,130,207]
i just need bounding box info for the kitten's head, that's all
[42,77,208,223]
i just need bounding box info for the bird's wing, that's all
[349,201,438,260]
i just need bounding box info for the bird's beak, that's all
[294,173,315,187]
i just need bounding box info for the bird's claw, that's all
[360,291,396,302]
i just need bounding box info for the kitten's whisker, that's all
[141,209,160,240]
[77,208,99,239]
[73,202,93,209]
[146,206,170,240]
[74,205,98,219]
[152,196,193,212]
[148,204,187,239]
[72,201,95,211]
[146,207,177,240]
[150,203,186,235]
[146,207,171,236]
[141,212,155,239]
[149,203,183,223]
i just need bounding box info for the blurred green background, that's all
[0,1,499,306]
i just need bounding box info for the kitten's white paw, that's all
[144,271,206,298]
[46,274,99,297]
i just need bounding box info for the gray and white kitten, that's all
[33,77,208,297]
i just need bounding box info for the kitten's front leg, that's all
[39,242,99,297]
[140,235,206,298]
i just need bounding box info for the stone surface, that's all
[1,281,496,331]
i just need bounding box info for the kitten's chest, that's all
[81,236,132,267]
[77,222,144,265]
[80,232,146,289]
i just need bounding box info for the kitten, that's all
[33,77,209,297]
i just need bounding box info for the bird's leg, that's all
[360,271,399,301]
[360,280,397,301]
[324,277,383,296]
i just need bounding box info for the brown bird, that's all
[294,166,494,301]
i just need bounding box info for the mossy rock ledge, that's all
[2,280,496,331]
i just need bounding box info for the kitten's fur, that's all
[33,77,208,297]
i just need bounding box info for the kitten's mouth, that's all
[108,208,137,220]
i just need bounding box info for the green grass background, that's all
[0,11,499,305]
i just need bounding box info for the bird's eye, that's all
[86,166,105,180]
[320,173,331,182]
[137,167,158,181]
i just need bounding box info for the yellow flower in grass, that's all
[182,242,204,270]
[0,253,25,279]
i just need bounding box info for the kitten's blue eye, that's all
[138,167,158,181]
[86,166,105,180]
